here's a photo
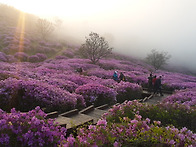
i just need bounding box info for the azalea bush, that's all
[62,49,74,58]
[115,81,142,103]
[75,83,117,106]
[6,55,17,63]
[104,100,196,133]
[44,79,79,93]
[0,107,66,146]
[35,53,47,61]
[0,78,85,112]
[0,52,8,62]
[64,114,196,146]
[14,52,29,62]
[87,68,113,79]
[28,55,39,63]
[162,88,196,106]
[28,53,47,63]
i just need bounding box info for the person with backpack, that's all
[152,75,157,94]
[147,73,153,92]
[113,71,118,82]
[154,76,164,96]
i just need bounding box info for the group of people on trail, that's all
[113,71,126,82]
[148,73,164,96]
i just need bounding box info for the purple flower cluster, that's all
[87,68,114,79]
[162,88,196,106]
[115,81,142,102]
[115,81,142,92]
[0,52,17,63]
[28,55,39,63]
[0,52,8,62]
[155,70,196,90]
[43,78,78,93]
[64,114,196,146]
[0,106,66,146]
[14,52,29,62]
[75,83,117,106]
[62,49,75,58]
[0,51,47,63]
[28,53,47,63]
[35,53,47,61]
[0,29,32,53]
[0,78,85,112]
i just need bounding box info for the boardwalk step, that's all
[80,105,94,114]
[142,92,151,98]
[66,118,93,137]
[87,109,108,123]
[142,97,148,102]
[68,114,94,128]
[96,104,109,110]
[147,95,153,100]
[46,111,58,119]
[60,109,79,117]
[55,116,71,128]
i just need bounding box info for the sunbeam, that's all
[17,11,25,53]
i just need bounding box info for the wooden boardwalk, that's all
[47,104,110,136]
[53,105,109,129]
[46,90,173,136]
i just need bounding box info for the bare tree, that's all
[79,32,113,64]
[145,49,171,70]
[36,18,54,40]
[53,17,63,28]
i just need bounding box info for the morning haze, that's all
[1,0,196,71]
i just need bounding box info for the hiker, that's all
[76,67,83,74]
[152,75,157,92]
[113,71,118,82]
[154,76,164,96]
[119,72,126,82]
[147,73,153,92]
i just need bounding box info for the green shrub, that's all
[104,100,196,132]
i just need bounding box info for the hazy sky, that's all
[1,0,196,70]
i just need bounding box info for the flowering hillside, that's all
[0,5,196,146]
[1,48,196,146]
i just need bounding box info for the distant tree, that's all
[53,17,63,28]
[79,32,113,64]
[145,49,171,70]
[36,18,55,40]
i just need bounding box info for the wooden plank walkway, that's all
[55,114,93,129]
[46,90,173,136]
[52,104,109,131]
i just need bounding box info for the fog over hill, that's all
[55,0,196,73]
[1,0,196,73]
